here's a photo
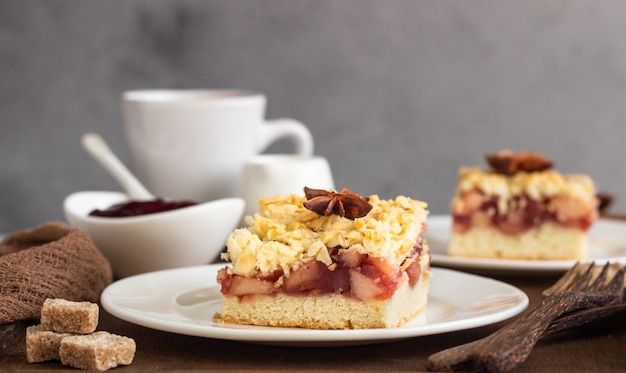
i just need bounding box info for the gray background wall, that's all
[2,0,625,232]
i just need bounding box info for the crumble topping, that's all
[453,167,597,214]
[223,193,428,277]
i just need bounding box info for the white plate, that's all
[427,215,626,274]
[101,265,528,347]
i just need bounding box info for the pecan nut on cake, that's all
[449,150,598,260]
[215,187,431,329]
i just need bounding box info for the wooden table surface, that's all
[1,268,625,372]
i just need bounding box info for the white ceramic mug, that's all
[236,154,335,221]
[122,89,314,202]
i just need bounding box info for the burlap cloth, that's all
[0,221,113,324]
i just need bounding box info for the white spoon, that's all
[81,133,155,200]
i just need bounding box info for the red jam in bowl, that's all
[89,199,197,218]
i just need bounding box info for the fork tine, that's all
[584,262,611,293]
[543,262,582,297]
[569,261,596,292]
[545,261,624,297]
[603,264,625,296]
[574,262,607,292]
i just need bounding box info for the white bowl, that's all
[63,191,244,278]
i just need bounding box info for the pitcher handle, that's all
[258,118,314,156]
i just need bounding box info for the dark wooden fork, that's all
[427,262,625,372]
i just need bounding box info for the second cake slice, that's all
[449,150,598,260]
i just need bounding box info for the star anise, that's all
[303,187,373,220]
[485,150,517,175]
[486,150,553,175]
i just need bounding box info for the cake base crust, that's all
[448,222,587,260]
[216,270,431,329]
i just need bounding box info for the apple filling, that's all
[453,189,597,235]
[217,241,427,301]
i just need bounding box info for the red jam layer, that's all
[453,190,596,235]
[217,241,426,301]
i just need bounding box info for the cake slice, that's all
[216,187,431,329]
[448,150,598,260]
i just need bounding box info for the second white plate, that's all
[426,215,626,274]
[101,264,528,346]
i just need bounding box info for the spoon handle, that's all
[81,133,154,200]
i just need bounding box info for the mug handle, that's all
[258,118,314,156]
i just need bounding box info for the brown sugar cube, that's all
[40,298,98,334]
[25,324,74,363]
[60,331,136,371]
